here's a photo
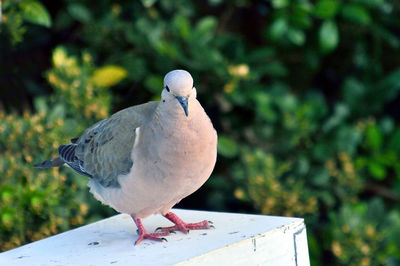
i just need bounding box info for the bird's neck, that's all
[153,98,201,126]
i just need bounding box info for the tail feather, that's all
[34,157,65,168]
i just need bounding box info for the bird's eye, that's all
[166,86,170,92]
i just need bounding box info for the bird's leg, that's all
[156,212,213,234]
[131,216,169,245]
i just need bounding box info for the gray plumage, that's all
[35,102,158,187]
[35,69,217,221]
[69,102,158,187]
[34,156,64,168]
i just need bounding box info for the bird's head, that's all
[161,70,197,117]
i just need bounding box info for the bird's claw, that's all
[155,227,177,234]
[134,232,170,245]
[157,213,213,236]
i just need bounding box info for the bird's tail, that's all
[33,157,65,168]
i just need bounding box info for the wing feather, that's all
[58,101,158,187]
[58,144,92,178]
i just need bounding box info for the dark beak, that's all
[175,96,189,117]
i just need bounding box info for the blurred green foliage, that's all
[1,0,400,264]
[0,46,119,250]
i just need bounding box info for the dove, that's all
[35,70,218,245]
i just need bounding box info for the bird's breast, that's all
[112,104,217,217]
[132,110,217,190]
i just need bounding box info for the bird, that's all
[34,69,218,245]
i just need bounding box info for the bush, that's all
[1,0,400,264]
[0,47,122,250]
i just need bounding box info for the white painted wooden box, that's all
[0,209,310,266]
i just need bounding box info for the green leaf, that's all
[341,4,371,25]
[91,65,128,87]
[48,104,65,122]
[254,92,277,122]
[218,135,239,158]
[323,103,349,132]
[366,198,384,222]
[368,161,386,180]
[353,0,383,7]
[319,20,339,53]
[19,0,52,28]
[342,77,365,107]
[376,68,400,101]
[67,4,92,23]
[257,61,288,77]
[246,48,275,63]
[30,196,43,211]
[310,168,330,186]
[1,212,14,230]
[195,16,217,35]
[208,0,223,5]
[194,16,217,44]
[291,4,312,28]
[388,129,400,152]
[365,124,383,150]
[173,15,191,39]
[287,28,305,46]
[277,93,298,111]
[272,0,289,8]
[141,0,157,7]
[297,156,310,175]
[335,126,362,154]
[144,75,163,94]
[33,97,47,113]
[268,18,288,41]
[379,117,394,134]
[314,0,340,18]
[375,25,400,48]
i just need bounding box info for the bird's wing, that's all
[58,101,159,187]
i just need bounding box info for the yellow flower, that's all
[91,65,128,87]
[332,241,343,257]
[360,257,370,266]
[82,53,92,63]
[224,82,235,93]
[25,155,33,163]
[361,244,370,255]
[79,204,89,215]
[228,64,250,78]
[366,225,375,237]
[52,47,68,67]
[234,189,245,200]
[112,4,122,15]
[342,225,350,233]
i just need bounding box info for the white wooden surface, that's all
[0,209,310,266]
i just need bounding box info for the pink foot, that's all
[132,216,170,245]
[156,212,214,234]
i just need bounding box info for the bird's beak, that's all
[175,96,189,117]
